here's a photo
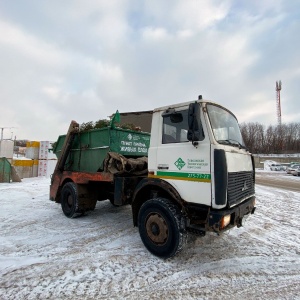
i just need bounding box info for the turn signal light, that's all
[220,214,231,229]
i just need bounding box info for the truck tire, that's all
[138,198,187,259]
[61,182,80,218]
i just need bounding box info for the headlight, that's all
[220,214,231,229]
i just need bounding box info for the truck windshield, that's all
[206,104,246,149]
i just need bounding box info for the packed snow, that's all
[0,172,299,299]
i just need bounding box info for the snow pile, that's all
[263,160,275,171]
[0,177,299,299]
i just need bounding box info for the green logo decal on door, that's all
[174,158,186,170]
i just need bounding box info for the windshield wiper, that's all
[217,139,248,150]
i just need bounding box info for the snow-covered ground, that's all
[0,173,299,299]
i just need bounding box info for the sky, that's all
[0,0,299,141]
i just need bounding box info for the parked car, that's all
[286,164,300,174]
[270,163,284,171]
[291,167,300,176]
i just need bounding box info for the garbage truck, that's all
[50,96,256,258]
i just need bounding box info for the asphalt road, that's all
[255,171,300,192]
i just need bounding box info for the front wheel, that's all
[138,198,187,259]
[61,182,80,218]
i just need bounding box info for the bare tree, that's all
[240,122,300,154]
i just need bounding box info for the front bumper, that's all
[208,196,256,232]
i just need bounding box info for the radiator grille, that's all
[227,171,255,207]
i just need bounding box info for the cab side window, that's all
[162,109,189,144]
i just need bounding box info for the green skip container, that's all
[53,127,150,172]
[0,157,11,183]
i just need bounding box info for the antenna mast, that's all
[275,80,282,126]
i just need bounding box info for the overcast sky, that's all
[0,0,299,141]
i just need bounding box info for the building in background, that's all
[12,141,57,179]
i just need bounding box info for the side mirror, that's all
[188,102,204,145]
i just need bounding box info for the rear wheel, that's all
[61,182,80,218]
[138,198,187,259]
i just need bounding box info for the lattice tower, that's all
[276,80,282,126]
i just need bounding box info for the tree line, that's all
[240,122,300,154]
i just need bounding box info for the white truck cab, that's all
[138,97,256,243]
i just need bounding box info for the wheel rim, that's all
[145,213,168,245]
[67,194,73,207]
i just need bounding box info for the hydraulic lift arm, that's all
[49,120,79,201]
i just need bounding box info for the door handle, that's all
[157,164,169,170]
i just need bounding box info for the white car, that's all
[286,164,300,174]
[270,163,283,171]
[291,167,300,176]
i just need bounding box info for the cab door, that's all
[153,106,212,206]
